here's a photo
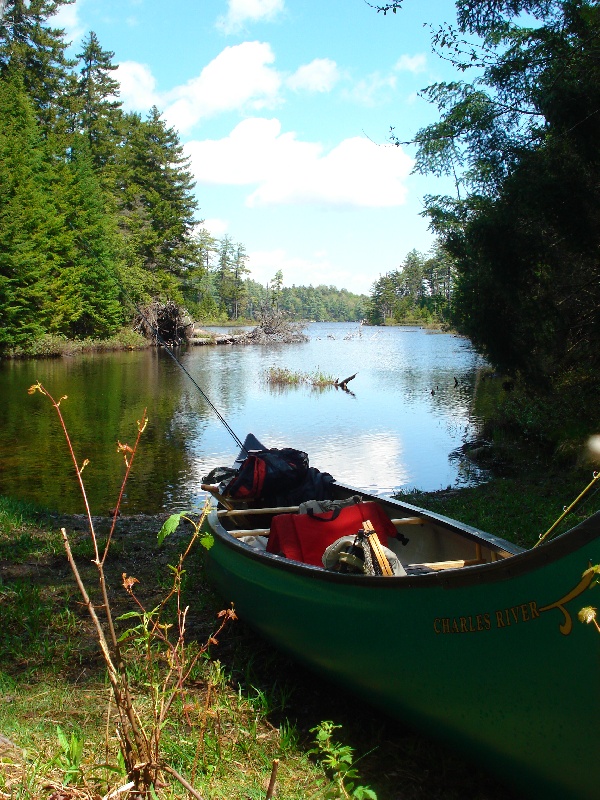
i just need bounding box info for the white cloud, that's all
[186,118,318,185]
[163,42,281,132]
[287,58,340,93]
[201,218,230,238]
[344,72,397,106]
[116,61,159,112]
[117,43,282,131]
[185,117,414,209]
[217,0,285,34]
[51,0,86,43]
[395,53,427,73]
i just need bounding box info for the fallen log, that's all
[335,373,357,391]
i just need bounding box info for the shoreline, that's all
[1,320,454,359]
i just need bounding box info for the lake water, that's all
[0,323,490,515]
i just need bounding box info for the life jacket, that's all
[266,501,398,567]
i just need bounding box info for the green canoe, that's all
[205,434,600,800]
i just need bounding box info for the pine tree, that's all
[75,31,122,170]
[214,234,236,316]
[115,108,200,293]
[49,137,124,338]
[0,0,76,132]
[0,68,55,348]
[231,243,249,318]
[180,227,218,314]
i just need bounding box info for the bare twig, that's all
[266,758,280,799]
[30,382,235,798]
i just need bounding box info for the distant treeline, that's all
[366,245,454,327]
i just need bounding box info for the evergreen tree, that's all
[0,68,54,347]
[214,234,236,316]
[115,108,200,290]
[270,269,283,309]
[367,274,397,324]
[245,278,269,320]
[390,0,600,383]
[400,250,426,304]
[0,0,76,132]
[180,227,217,313]
[75,31,122,170]
[49,138,124,337]
[230,243,249,319]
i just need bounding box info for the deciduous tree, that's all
[389,0,600,384]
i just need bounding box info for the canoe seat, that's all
[407,557,487,571]
[404,564,435,575]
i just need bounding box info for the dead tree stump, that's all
[134,301,194,346]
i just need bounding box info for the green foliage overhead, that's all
[392,0,600,386]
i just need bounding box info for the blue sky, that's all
[55,0,462,294]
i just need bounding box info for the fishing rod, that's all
[128,297,247,454]
[534,470,600,547]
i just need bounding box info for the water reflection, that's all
[0,324,489,514]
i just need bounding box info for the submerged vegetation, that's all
[265,366,339,389]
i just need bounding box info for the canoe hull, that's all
[207,507,600,800]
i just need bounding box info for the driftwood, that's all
[134,301,194,346]
[335,373,357,391]
[243,307,308,344]
[189,308,309,347]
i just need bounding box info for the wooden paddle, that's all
[362,519,394,576]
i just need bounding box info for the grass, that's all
[397,448,600,549]
[5,409,597,799]
[0,498,520,800]
[5,329,149,359]
[0,508,325,799]
[264,366,339,388]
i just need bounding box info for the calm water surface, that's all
[0,323,489,514]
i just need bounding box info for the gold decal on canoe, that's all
[538,568,595,635]
[433,569,593,636]
[434,612,492,634]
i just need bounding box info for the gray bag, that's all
[322,535,406,576]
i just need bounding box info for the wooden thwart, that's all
[230,528,270,538]
[218,505,300,518]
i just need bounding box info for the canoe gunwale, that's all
[208,494,600,590]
